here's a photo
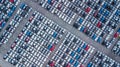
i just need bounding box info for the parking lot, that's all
[0,0,120,67]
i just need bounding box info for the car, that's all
[11,42,16,49]
[14,14,22,22]
[48,61,55,67]
[3,38,8,44]
[29,16,34,22]
[3,54,8,59]
[18,32,23,38]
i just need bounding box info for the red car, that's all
[18,32,23,38]
[11,42,16,49]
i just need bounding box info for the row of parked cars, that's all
[101,6,120,48]
[112,38,120,56]
[47,32,95,67]
[3,10,67,67]
[0,0,20,46]
[35,0,88,24]
[73,0,120,49]
[0,2,31,46]
[2,0,120,67]
[87,51,120,67]
[34,0,120,50]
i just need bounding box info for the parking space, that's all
[0,0,20,45]
[46,32,95,67]
[33,0,120,56]
[3,10,68,67]
[73,0,120,49]
[33,0,83,24]
[0,0,120,67]
[112,38,120,56]
[87,51,120,67]
[0,1,32,46]
[0,54,15,67]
